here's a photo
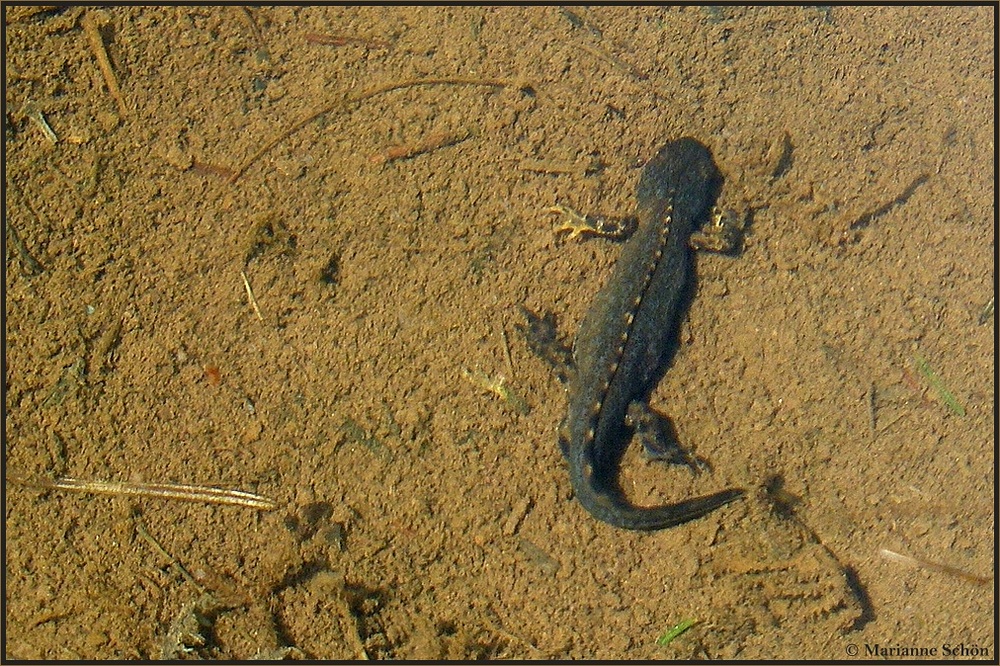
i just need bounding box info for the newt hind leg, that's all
[626,401,711,474]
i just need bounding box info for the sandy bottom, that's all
[5,6,993,659]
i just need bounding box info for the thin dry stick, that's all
[135,518,205,592]
[880,548,991,586]
[368,125,475,165]
[81,12,128,117]
[241,270,264,321]
[18,476,277,511]
[22,101,58,143]
[500,325,514,378]
[6,184,45,275]
[229,76,511,184]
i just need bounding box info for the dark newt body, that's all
[564,137,743,530]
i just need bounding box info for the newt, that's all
[522,137,745,530]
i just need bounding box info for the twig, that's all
[880,548,990,586]
[576,42,647,81]
[191,159,238,181]
[5,189,45,275]
[7,218,45,274]
[22,101,58,143]
[368,126,475,165]
[500,326,515,378]
[241,270,264,321]
[81,11,128,117]
[558,8,646,80]
[229,76,512,184]
[977,296,993,325]
[13,476,277,510]
[135,516,204,592]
